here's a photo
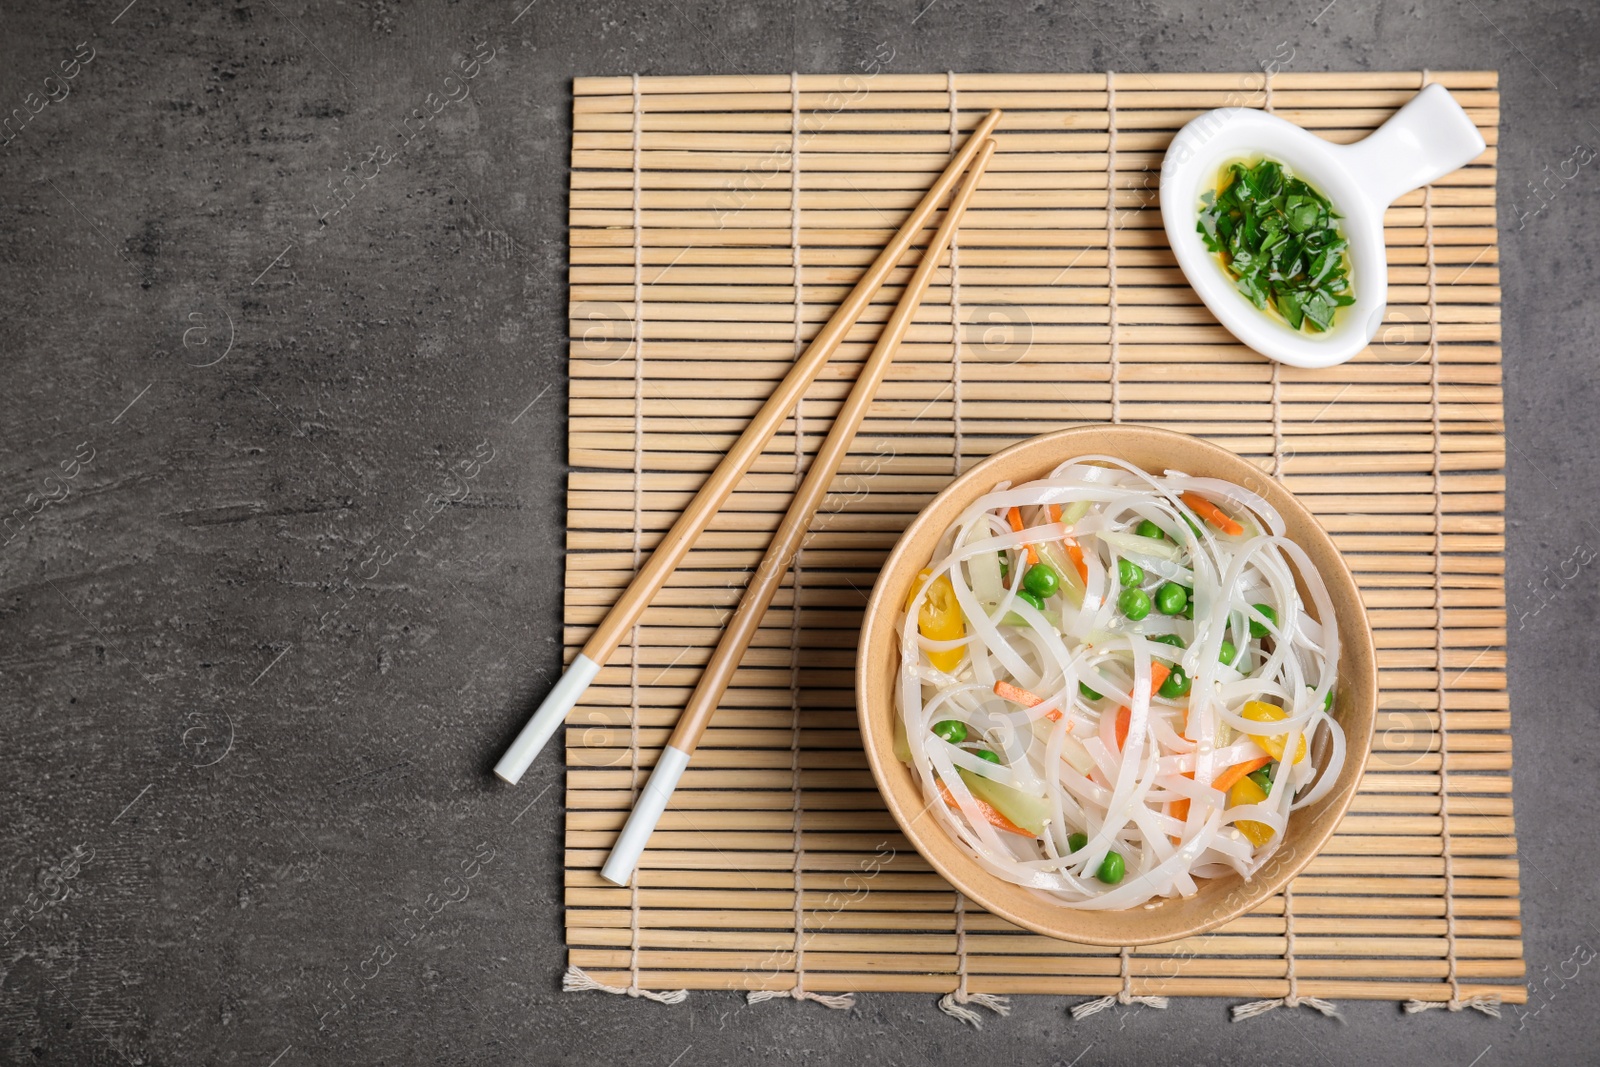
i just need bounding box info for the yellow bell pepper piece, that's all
[905,568,933,611]
[916,572,966,673]
[1240,700,1307,765]
[1227,775,1274,847]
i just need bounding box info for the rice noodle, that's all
[897,456,1346,908]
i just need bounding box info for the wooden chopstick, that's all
[493,109,1004,786]
[599,138,999,885]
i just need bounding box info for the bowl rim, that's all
[855,424,1377,947]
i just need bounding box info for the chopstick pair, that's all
[492,111,1003,790]
[598,138,999,885]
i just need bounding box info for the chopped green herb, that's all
[1197,158,1354,334]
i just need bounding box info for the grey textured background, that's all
[1,0,1595,1064]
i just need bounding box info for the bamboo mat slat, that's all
[561,71,1523,1012]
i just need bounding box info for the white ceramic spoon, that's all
[1159,83,1487,369]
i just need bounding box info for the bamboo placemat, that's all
[561,71,1522,1014]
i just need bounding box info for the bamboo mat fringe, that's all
[937,992,1012,1027]
[747,986,856,1010]
[1403,994,1502,1018]
[564,964,689,1004]
[563,69,1520,1016]
[1070,948,1170,1019]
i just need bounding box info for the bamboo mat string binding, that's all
[1105,71,1121,425]
[1264,68,1285,480]
[1230,70,1338,1022]
[1072,76,1159,1024]
[748,73,853,1013]
[1232,885,1341,1020]
[564,73,689,1007]
[946,71,965,475]
[1404,68,1500,1021]
[933,76,1003,1029]
[939,891,1012,1027]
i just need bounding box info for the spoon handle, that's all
[1342,83,1486,211]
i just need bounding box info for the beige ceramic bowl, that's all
[856,424,1376,946]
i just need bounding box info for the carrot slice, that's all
[1168,772,1196,843]
[992,680,1065,724]
[1180,491,1244,536]
[1113,663,1173,749]
[1047,504,1090,584]
[938,779,1034,837]
[1062,538,1089,585]
[1006,506,1039,566]
[1211,755,1273,793]
[1148,662,1172,696]
[994,680,1043,707]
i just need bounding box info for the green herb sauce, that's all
[1197,158,1354,333]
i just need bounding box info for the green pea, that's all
[1155,582,1188,615]
[1096,850,1126,884]
[1068,832,1088,853]
[1219,640,1239,667]
[1150,633,1186,649]
[1017,589,1045,611]
[1135,519,1166,540]
[972,748,1001,764]
[1158,664,1191,698]
[1181,600,1194,620]
[1023,562,1060,598]
[1079,681,1103,701]
[997,552,1010,579]
[1117,558,1144,586]
[1250,603,1277,639]
[1118,587,1152,621]
[933,719,968,744]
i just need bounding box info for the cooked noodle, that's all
[897,456,1344,909]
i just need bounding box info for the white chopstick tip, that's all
[493,653,603,785]
[601,744,692,886]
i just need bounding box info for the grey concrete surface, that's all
[1,0,1595,1064]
